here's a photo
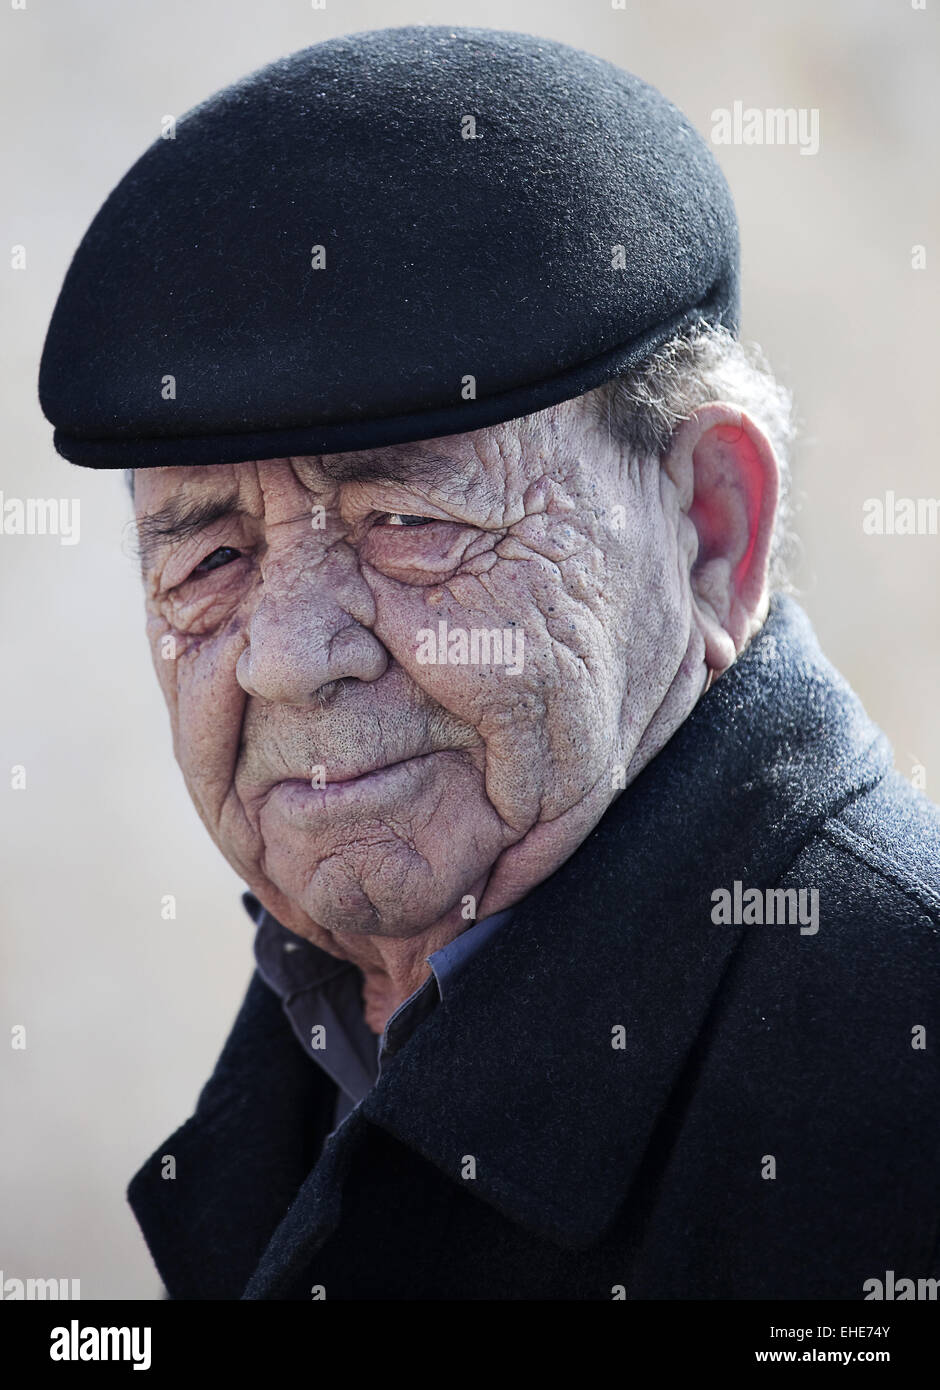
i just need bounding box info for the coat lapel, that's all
[126,971,336,1299]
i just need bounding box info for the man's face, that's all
[134,396,697,946]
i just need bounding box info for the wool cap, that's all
[38,25,739,470]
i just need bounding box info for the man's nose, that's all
[235,563,388,707]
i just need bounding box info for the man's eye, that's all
[191,545,242,576]
[375,513,435,527]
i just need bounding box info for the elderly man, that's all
[39,28,940,1301]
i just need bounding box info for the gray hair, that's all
[587,321,798,590]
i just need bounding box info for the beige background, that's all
[1,0,937,1298]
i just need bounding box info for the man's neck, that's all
[317,870,493,1034]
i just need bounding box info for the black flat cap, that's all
[38,25,739,470]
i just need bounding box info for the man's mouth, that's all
[276,748,436,788]
[260,750,456,822]
[311,754,425,784]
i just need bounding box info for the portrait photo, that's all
[2,0,938,1352]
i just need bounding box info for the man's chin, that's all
[254,865,474,943]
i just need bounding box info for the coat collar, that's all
[132,596,892,1296]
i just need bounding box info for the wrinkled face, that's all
[134,397,698,945]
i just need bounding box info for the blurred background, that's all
[2,0,937,1298]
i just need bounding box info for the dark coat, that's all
[128,595,940,1299]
